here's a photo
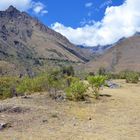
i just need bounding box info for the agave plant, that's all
[87,75,106,99]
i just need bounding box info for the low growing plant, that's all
[65,78,88,101]
[0,76,19,99]
[87,75,106,99]
[125,71,139,83]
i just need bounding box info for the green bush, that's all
[125,71,139,83]
[0,70,67,99]
[65,78,88,101]
[87,75,106,99]
[98,67,106,76]
[47,70,65,93]
[106,71,139,81]
[0,76,18,99]
[61,65,75,76]
[16,75,47,94]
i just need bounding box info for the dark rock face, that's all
[0,6,33,42]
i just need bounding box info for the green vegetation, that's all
[0,77,19,99]
[0,66,73,100]
[125,71,139,83]
[87,75,106,99]
[16,74,48,94]
[0,65,139,101]
[105,70,139,83]
[93,67,140,84]
[65,78,88,101]
[61,65,75,76]
[98,67,107,76]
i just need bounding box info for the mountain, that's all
[1,6,140,75]
[85,34,140,73]
[77,44,112,54]
[77,44,113,60]
[0,6,88,75]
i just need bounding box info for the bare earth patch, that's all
[0,80,140,140]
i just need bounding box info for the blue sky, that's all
[0,0,140,46]
[36,0,124,28]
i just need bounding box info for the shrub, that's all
[125,71,139,83]
[87,75,106,99]
[0,76,19,99]
[65,78,88,101]
[16,73,49,95]
[106,71,139,81]
[98,67,106,76]
[61,65,75,76]
[47,70,65,93]
[88,72,95,76]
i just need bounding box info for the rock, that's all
[88,117,92,120]
[73,123,76,126]
[55,95,65,101]
[22,96,32,99]
[42,119,48,123]
[0,123,11,130]
[106,81,120,89]
[0,115,5,118]
[8,107,23,113]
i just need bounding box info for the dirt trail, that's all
[0,80,140,140]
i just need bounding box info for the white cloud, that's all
[0,0,31,11]
[85,2,93,8]
[0,0,47,15]
[32,2,48,15]
[52,0,140,46]
[99,0,112,9]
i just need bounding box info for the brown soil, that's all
[0,80,140,140]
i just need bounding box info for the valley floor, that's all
[0,80,140,140]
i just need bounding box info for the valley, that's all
[0,4,140,140]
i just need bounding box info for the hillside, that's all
[85,34,140,73]
[0,6,88,75]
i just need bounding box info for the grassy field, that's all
[0,80,140,140]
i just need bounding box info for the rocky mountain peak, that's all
[6,5,19,13]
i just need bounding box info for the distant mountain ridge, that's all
[85,34,140,73]
[77,44,112,54]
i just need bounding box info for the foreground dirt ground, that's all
[0,80,140,140]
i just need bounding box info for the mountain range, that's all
[0,6,140,75]
[85,34,140,73]
[0,6,89,75]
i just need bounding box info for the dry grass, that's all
[0,80,140,140]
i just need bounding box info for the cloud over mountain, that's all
[0,0,47,15]
[52,0,140,46]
